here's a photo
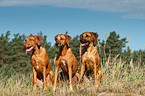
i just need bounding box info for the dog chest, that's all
[61,60,66,65]
[31,58,44,72]
[36,60,39,69]
[34,60,43,71]
[85,61,94,70]
[83,53,94,62]
[60,60,68,72]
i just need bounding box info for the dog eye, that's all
[86,35,90,37]
[60,37,64,40]
[55,38,57,41]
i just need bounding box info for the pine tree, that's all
[121,46,132,64]
[37,32,51,53]
[47,45,58,68]
[0,31,10,67]
[105,31,127,57]
[69,35,80,61]
[132,49,145,66]
[6,33,31,74]
[141,50,145,65]
[98,39,106,64]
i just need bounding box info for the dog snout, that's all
[55,42,59,46]
[80,38,85,43]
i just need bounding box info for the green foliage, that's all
[0,31,144,80]
[105,31,127,57]
[0,31,145,95]
[0,31,10,66]
[36,31,51,50]
[69,35,80,61]
[7,33,30,73]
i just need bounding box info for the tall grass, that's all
[0,58,144,96]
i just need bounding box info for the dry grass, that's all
[0,59,144,96]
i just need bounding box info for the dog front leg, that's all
[43,67,47,91]
[94,64,100,89]
[98,69,103,83]
[47,71,54,86]
[68,66,73,91]
[79,63,85,83]
[53,61,60,91]
[50,71,54,85]
[32,67,37,92]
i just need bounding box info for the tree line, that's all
[0,31,144,77]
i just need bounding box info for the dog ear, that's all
[54,35,58,41]
[91,32,99,42]
[79,33,83,39]
[65,35,71,45]
[34,35,42,45]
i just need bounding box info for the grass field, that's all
[0,59,144,96]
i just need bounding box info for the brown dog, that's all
[53,34,79,91]
[79,32,103,89]
[24,35,54,92]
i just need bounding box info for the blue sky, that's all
[0,0,145,50]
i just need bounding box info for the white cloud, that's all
[0,0,145,19]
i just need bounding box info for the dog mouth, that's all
[26,46,34,54]
[55,42,62,48]
[81,42,89,46]
[80,38,90,46]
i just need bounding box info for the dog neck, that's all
[88,42,94,47]
[32,45,41,55]
[60,44,70,55]
[82,42,94,54]
[56,44,69,60]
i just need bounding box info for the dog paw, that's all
[53,87,56,92]
[31,89,36,93]
[69,88,74,92]
[95,84,99,89]
[44,87,47,92]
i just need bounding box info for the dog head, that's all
[24,35,42,54]
[55,34,71,48]
[79,32,98,46]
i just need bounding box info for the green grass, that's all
[0,60,144,96]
